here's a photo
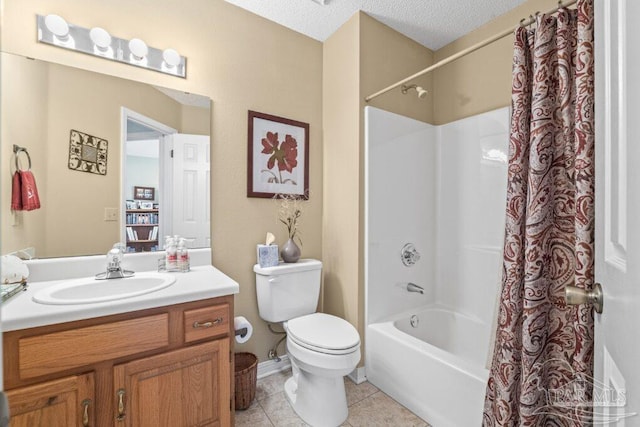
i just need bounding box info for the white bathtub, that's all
[366,306,490,427]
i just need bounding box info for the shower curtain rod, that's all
[364,0,578,103]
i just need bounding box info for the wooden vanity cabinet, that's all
[113,340,228,427]
[3,295,234,427]
[6,373,95,427]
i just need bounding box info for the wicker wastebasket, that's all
[234,352,258,410]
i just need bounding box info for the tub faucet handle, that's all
[406,282,424,294]
[401,243,421,266]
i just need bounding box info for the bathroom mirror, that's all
[1,52,211,259]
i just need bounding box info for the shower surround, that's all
[364,106,509,426]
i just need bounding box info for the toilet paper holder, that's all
[235,327,249,338]
[234,315,253,344]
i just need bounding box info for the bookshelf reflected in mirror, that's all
[125,208,159,252]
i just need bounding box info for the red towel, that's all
[11,172,22,210]
[11,170,41,211]
[20,170,41,211]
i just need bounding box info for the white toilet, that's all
[254,259,361,427]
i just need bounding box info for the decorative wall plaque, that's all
[68,129,108,175]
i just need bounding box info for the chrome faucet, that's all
[96,243,134,279]
[406,282,424,294]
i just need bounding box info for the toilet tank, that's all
[254,259,322,323]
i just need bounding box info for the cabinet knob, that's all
[116,389,126,422]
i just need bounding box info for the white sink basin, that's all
[32,272,176,305]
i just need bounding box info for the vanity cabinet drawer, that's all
[184,304,229,343]
[18,314,169,379]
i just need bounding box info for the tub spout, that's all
[406,282,424,294]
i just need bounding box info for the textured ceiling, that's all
[224,0,528,50]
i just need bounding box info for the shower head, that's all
[401,84,428,99]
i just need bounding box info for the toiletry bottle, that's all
[178,238,190,272]
[165,236,178,271]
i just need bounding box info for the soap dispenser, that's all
[165,236,178,271]
[177,238,190,272]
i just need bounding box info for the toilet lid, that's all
[286,313,360,354]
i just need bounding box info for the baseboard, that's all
[257,355,291,379]
[347,366,367,384]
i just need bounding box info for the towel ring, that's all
[13,145,31,171]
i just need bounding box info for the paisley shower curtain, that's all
[483,0,595,425]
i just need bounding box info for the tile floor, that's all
[235,369,430,427]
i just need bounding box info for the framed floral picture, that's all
[247,111,309,199]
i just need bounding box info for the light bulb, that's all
[128,38,148,62]
[162,48,181,68]
[90,27,111,52]
[44,14,70,42]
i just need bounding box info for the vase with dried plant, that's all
[277,194,304,263]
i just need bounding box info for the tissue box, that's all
[257,245,279,268]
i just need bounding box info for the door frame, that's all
[120,108,177,246]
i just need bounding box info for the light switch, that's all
[11,211,21,227]
[104,207,118,221]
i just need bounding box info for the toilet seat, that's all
[286,313,360,355]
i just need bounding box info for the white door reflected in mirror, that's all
[170,133,211,249]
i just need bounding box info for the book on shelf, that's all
[126,210,159,225]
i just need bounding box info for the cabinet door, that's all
[7,373,94,427]
[113,339,230,427]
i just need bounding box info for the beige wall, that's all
[2,0,323,363]
[360,13,433,124]
[322,13,361,331]
[1,56,49,255]
[181,105,211,135]
[322,12,434,355]
[433,0,560,124]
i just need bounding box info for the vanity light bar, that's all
[36,14,187,78]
